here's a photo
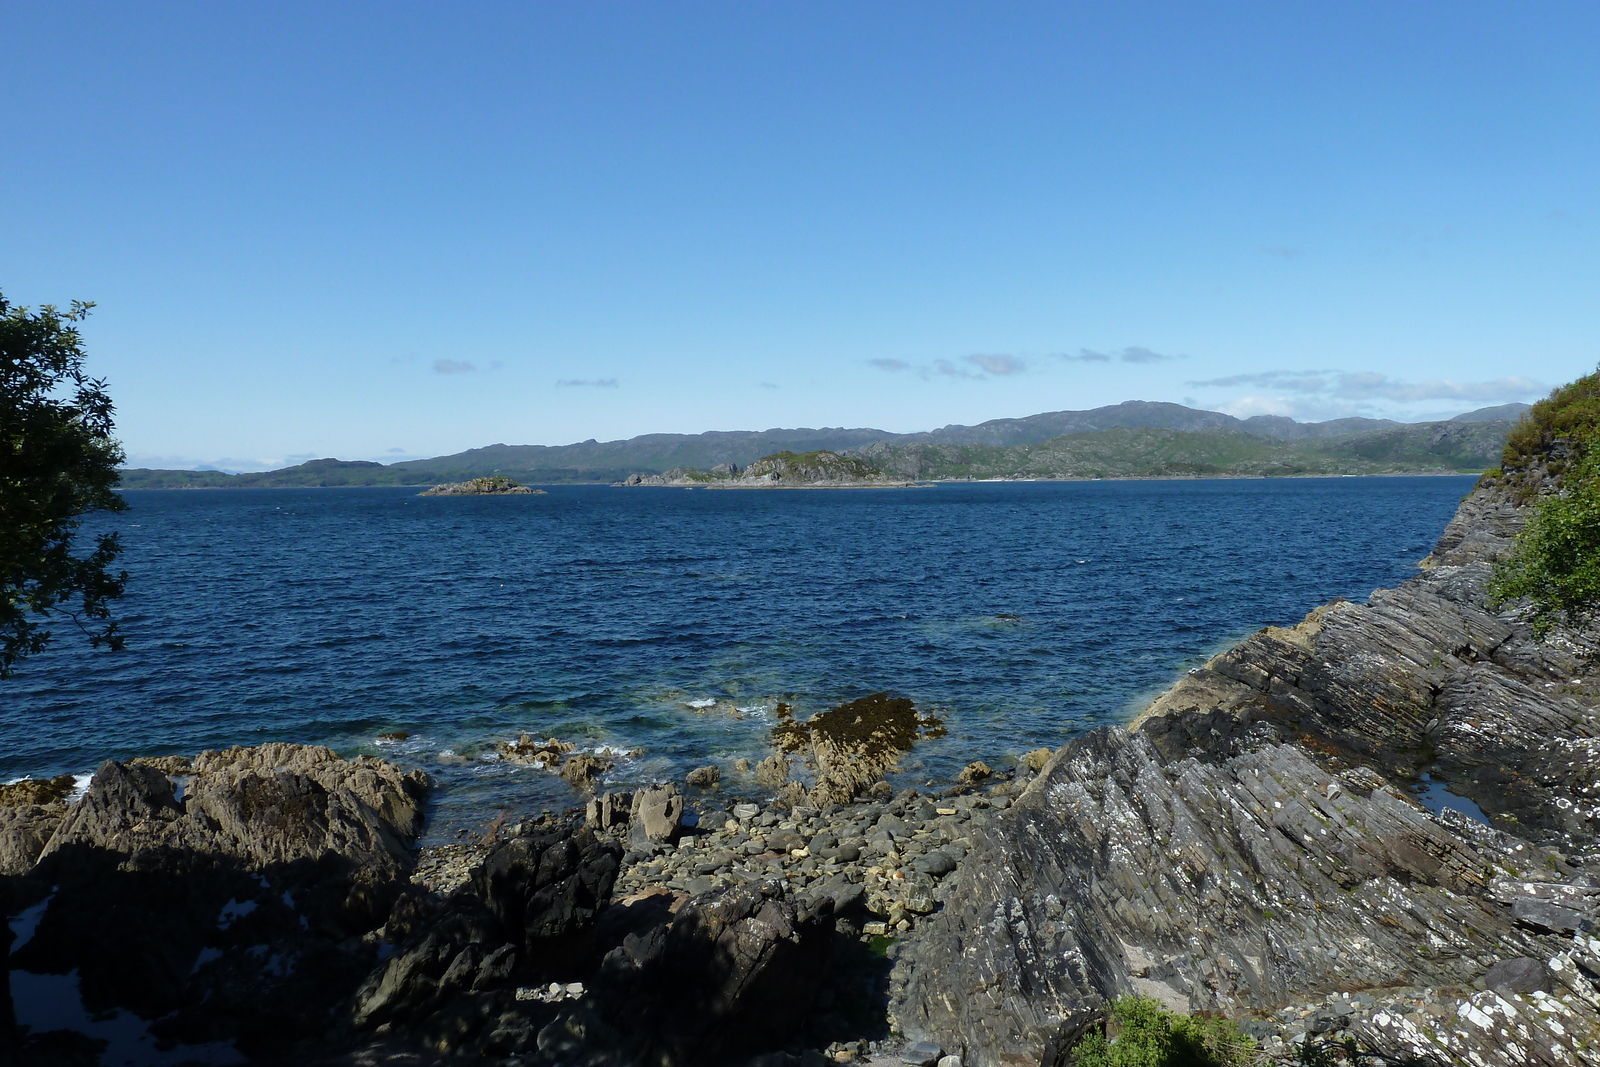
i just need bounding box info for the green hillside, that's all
[857,422,1511,481]
[116,405,1521,489]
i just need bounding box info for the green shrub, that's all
[1489,447,1600,633]
[1070,996,1254,1067]
[1501,371,1600,476]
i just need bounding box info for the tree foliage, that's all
[0,292,127,677]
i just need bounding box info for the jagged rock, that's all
[686,764,721,788]
[891,480,1600,1067]
[0,803,66,876]
[6,744,432,1061]
[955,761,991,785]
[37,743,431,876]
[352,912,501,1028]
[497,733,574,766]
[629,783,685,847]
[474,826,621,963]
[585,790,632,831]
[753,754,790,790]
[559,752,613,793]
[1018,748,1054,773]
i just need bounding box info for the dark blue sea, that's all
[3,477,1475,839]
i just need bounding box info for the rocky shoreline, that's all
[5,463,1600,1065]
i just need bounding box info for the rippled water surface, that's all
[4,477,1475,837]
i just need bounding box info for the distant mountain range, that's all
[117,401,1530,489]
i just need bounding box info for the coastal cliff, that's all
[890,473,1600,1064]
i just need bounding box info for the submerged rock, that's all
[686,764,721,788]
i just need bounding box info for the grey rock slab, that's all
[1512,897,1586,934]
[901,1040,943,1065]
[1483,956,1552,995]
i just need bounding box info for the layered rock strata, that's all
[891,481,1600,1066]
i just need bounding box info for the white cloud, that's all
[965,353,1027,375]
[1192,369,1546,421]
[1067,346,1182,363]
[434,359,475,374]
[869,353,1027,379]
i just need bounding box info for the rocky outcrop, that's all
[342,821,837,1065]
[420,476,543,495]
[543,880,836,1066]
[3,743,432,1061]
[38,743,430,875]
[890,481,1600,1066]
[620,450,922,488]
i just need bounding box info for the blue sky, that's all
[3,2,1597,470]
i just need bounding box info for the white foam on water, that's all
[10,968,245,1065]
[685,698,717,709]
[68,772,93,802]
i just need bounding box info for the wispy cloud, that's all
[759,381,781,390]
[1065,346,1183,363]
[1262,245,1304,258]
[868,353,1027,379]
[434,359,475,374]
[556,378,619,388]
[965,353,1027,376]
[1188,370,1543,404]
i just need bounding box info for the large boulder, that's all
[628,783,684,848]
[475,826,621,968]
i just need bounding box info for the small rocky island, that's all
[420,475,545,496]
[620,449,924,488]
